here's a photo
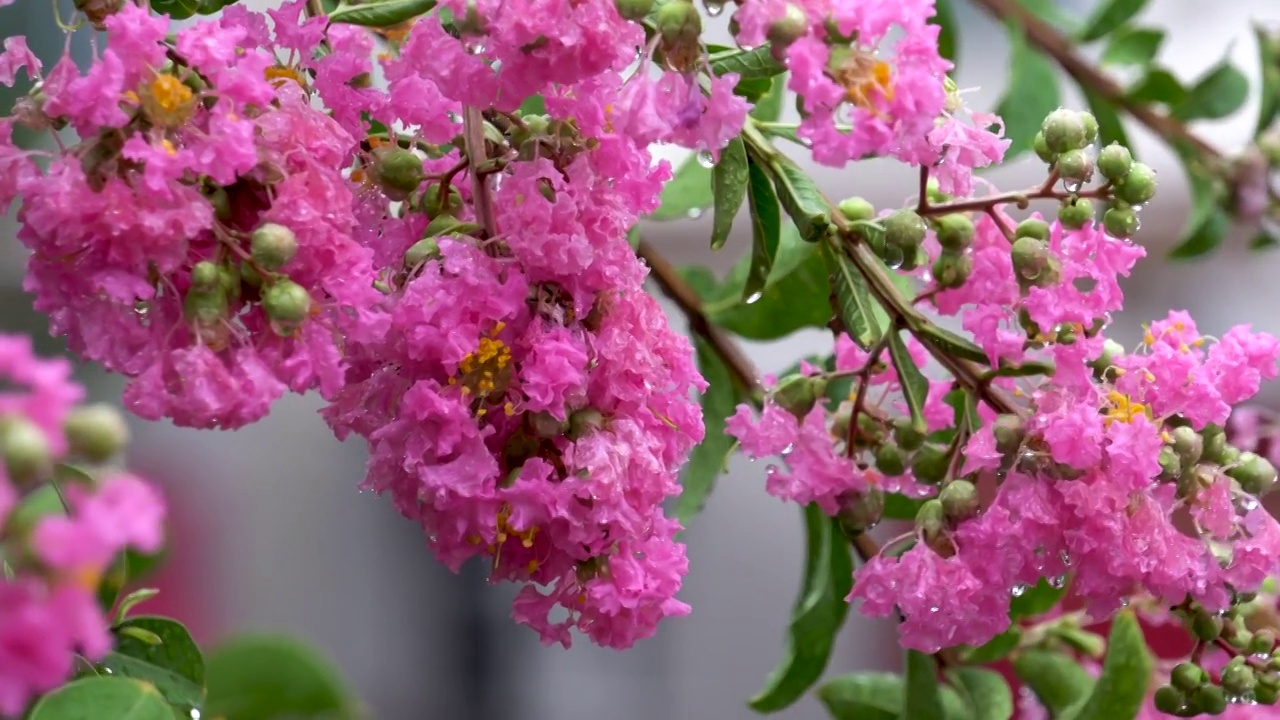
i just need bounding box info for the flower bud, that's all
[932,251,972,290]
[1097,143,1133,182]
[766,3,809,47]
[837,487,884,534]
[404,237,442,268]
[657,0,702,71]
[1228,452,1279,497]
[1222,663,1257,695]
[1256,682,1280,706]
[855,414,886,447]
[1080,112,1099,144]
[206,185,232,222]
[893,418,925,452]
[911,444,950,485]
[64,404,130,462]
[1191,609,1224,641]
[933,214,975,252]
[184,286,228,326]
[3,420,51,485]
[614,0,654,20]
[939,479,978,523]
[1015,218,1050,241]
[1057,198,1094,229]
[1153,685,1185,714]
[1201,425,1230,464]
[1114,162,1157,205]
[1089,337,1125,376]
[1041,109,1088,153]
[914,498,946,538]
[1172,662,1206,691]
[1158,446,1182,479]
[875,444,906,476]
[837,196,876,222]
[420,182,463,217]
[262,279,312,330]
[1102,205,1139,238]
[1011,236,1056,285]
[1191,684,1227,715]
[771,374,827,420]
[568,408,605,439]
[250,223,299,271]
[993,414,1026,456]
[1033,132,1056,163]
[1056,148,1094,184]
[373,148,425,197]
[1251,629,1278,655]
[1170,426,1203,466]
[189,261,222,292]
[883,210,927,253]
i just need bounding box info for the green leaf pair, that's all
[819,656,1013,720]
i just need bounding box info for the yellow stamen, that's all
[265,65,306,88]
[140,74,196,128]
[1104,390,1150,426]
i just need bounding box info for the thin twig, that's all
[463,106,498,238]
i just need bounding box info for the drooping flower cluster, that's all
[0,335,166,714]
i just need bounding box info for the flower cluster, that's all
[0,335,166,714]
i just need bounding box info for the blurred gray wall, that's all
[2,1,1279,718]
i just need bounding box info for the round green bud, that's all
[1154,684,1185,714]
[64,403,130,462]
[1056,148,1095,184]
[1229,627,1254,650]
[1016,218,1051,241]
[1191,684,1227,715]
[1257,683,1280,706]
[1158,445,1182,479]
[183,286,228,326]
[837,487,885,534]
[1033,131,1056,163]
[1011,235,1055,284]
[374,148,425,196]
[914,498,946,538]
[1228,451,1279,496]
[404,236,442,268]
[419,182,463,217]
[766,3,808,47]
[837,196,876,222]
[250,222,298,271]
[1222,663,1257,695]
[855,414,887,447]
[1202,425,1230,464]
[1192,609,1225,641]
[993,414,1026,456]
[1080,111,1099,144]
[911,444,950,485]
[1090,337,1125,374]
[4,420,50,485]
[940,479,979,523]
[1097,143,1133,182]
[1252,629,1278,655]
[899,247,926,273]
[1041,108,1088,153]
[1172,662,1207,691]
[656,0,701,47]
[207,185,231,222]
[1115,162,1158,205]
[875,444,907,476]
[771,374,828,421]
[614,0,654,20]
[932,251,973,290]
[893,419,926,452]
[883,210,928,252]
[189,261,221,292]
[1171,426,1204,466]
[262,279,312,329]
[1057,198,1095,229]
[1102,206,1139,238]
[933,214,975,252]
[568,408,606,439]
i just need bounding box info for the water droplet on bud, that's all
[1011,583,1029,597]
[696,149,715,168]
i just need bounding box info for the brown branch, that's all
[969,0,1222,162]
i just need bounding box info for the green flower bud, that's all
[1089,337,1125,375]
[855,414,887,447]
[530,410,569,439]
[1159,446,1182,479]
[1192,609,1224,641]
[933,214,975,252]
[614,0,654,20]
[1033,131,1056,163]
[772,374,828,421]
[1191,684,1227,715]
[1016,218,1051,241]
[404,237,442,268]
[1172,662,1207,691]
[1080,112,1099,144]
[4,420,51,485]
[911,444,950,485]
[1222,663,1258,695]
[374,148,425,197]
[1057,198,1095,229]
[419,182,463,217]
[183,286,228,326]
[1171,426,1203,466]
[1153,685,1185,714]
[1102,205,1139,238]
[189,261,221,292]
[1256,682,1280,706]
[838,196,876,222]
[568,408,606,439]
[250,223,298,271]
[656,0,702,70]
[262,279,312,330]
[875,444,907,476]
[914,498,946,537]
[1228,452,1279,496]
[993,414,1026,456]
[939,479,979,523]
[766,3,808,47]
[899,246,926,272]
[932,251,973,290]
[1252,629,1278,656]
[1097,143,1133,182]
[836,487,885,534]
[206,185,231,222]
[1041,108,1088,153]
[1056,148,1095,184]
[1114,162,1158,205]
[893,419,926,452]
[1229,627,1254,650]
[64,404,130,462]
[1202,425,1230,464]
[1011,236,1059,286]
[884,210,927,253]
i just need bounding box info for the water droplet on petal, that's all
[744,290,764,305]
[1059,550,1073,567]
[696,149,715,168]
[1049,574,1067,589]
[929,605,940,613]
[780,442,795,456]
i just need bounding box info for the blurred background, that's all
[2,0,1280,718]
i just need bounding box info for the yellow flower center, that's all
[1104,391,1149,426]
[449,324,513,410]
[830,51,895,111]
[264,65,306,88]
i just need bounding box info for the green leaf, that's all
[205,635,357,720]
[743,160,782,301]
[962,628,1022,664]
[650,156,713,221]
[1080,84,1132,153]
[675,339,740,526]
[517,95,546,116]
[948,667,1014,720]
[117,626,163,646]
[705,223,833,340]
[114,588,161,625]
[153,0,199,19]
[1173,61,1250,121]
[1127,68,1186,107]
[28,677,172,720]
[883,493,926,520]
[712,137,750,251]
[1100,27,1164,67]
[904,650,943,720]
[995,24,1062,160]
[1066,611,1154,720]
[102,616,205,711]
[1010,578,1067,619]
[1078,0,1150,43]
[733,76,776,103]
[709,45,786,80]
[886,331,930,435]
[748,505,854,712]
[1254,24,1280,135]
[821,672,972,720]
[764,160,831,243]
[1012,650,1095,716]
[1171,151,1230,259]
[1251,225,1280,250]
[329,0,438,27]
[824,244,882,350]
[627,225,641,250]
[750,75,788,123]
[916,325,989,365]
[8,483,66,536]
[932,0,959,67]
[1015,0,1081,30]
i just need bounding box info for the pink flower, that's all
[0,37,40,87]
